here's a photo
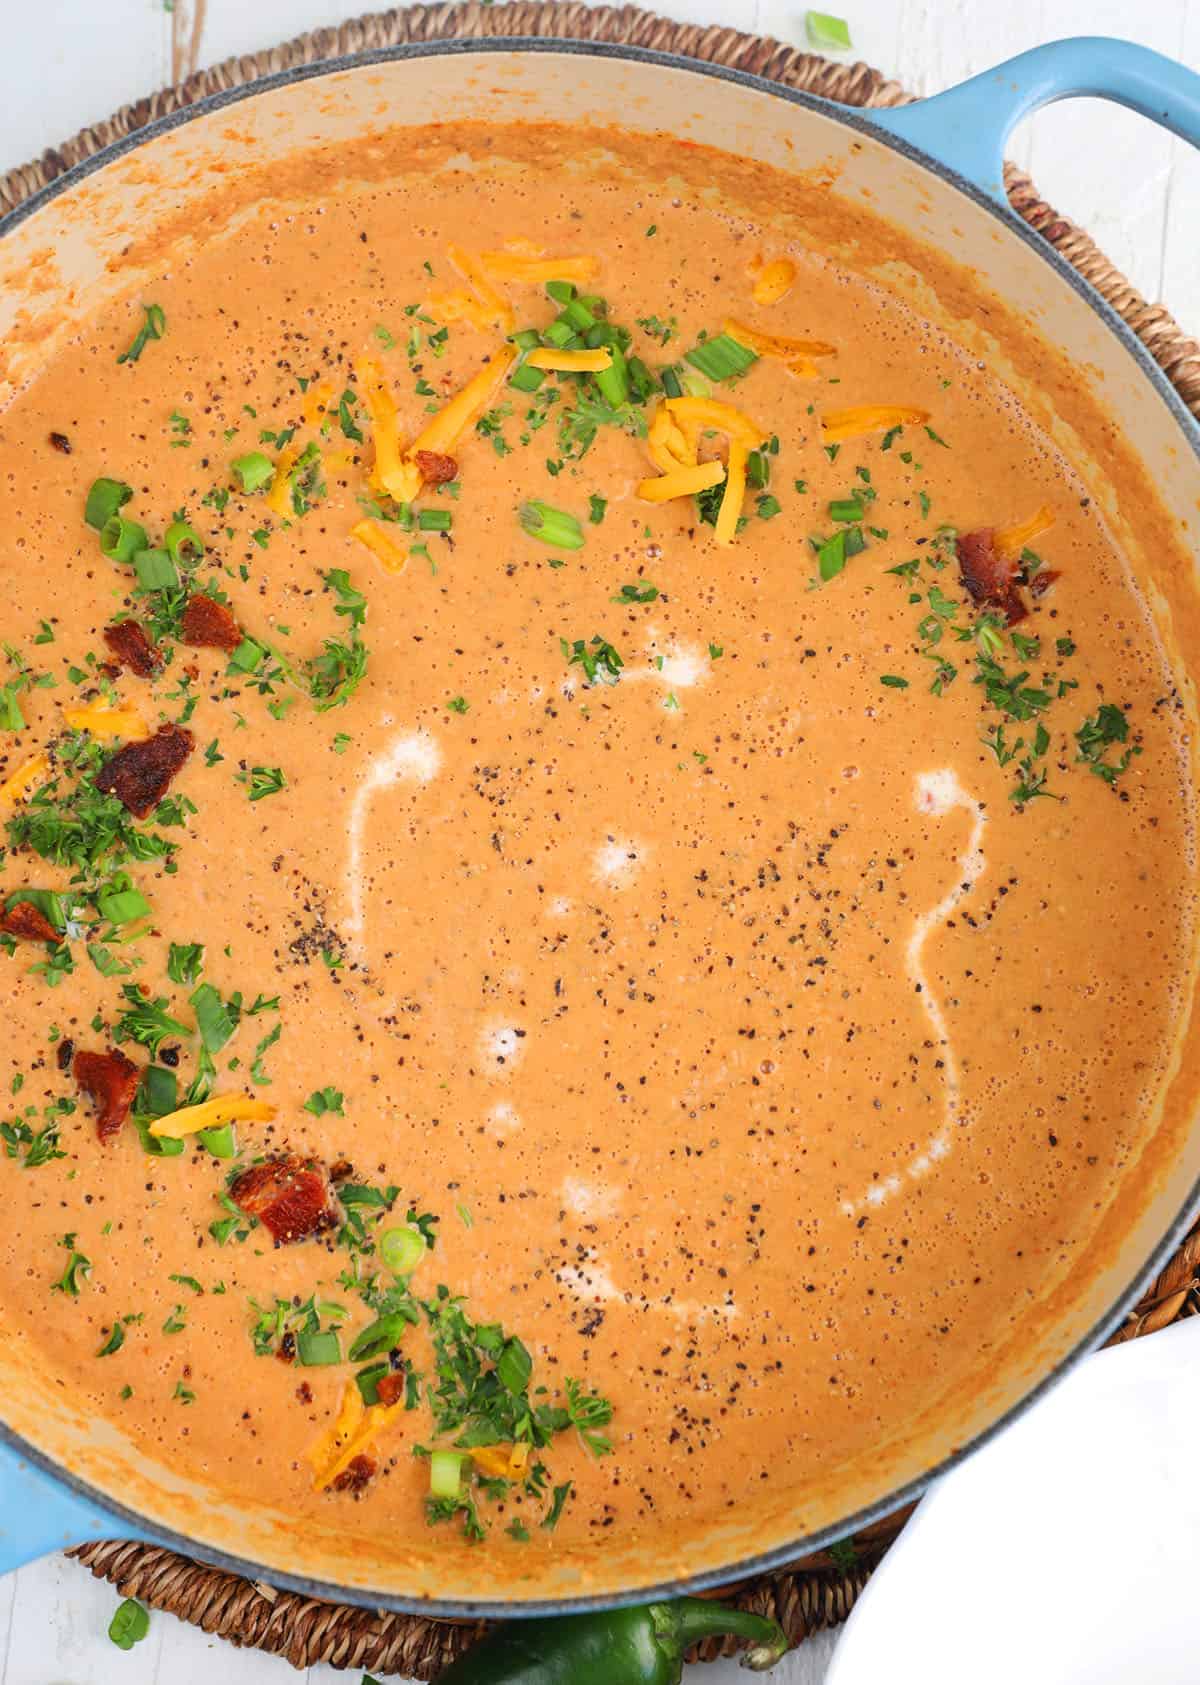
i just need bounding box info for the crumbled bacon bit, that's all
[0,900,58,943]
[49,432,71,455]
[413,449,458,486]
[74,1047,141,1144]
[1029,569,1061,599]
[229,1155,337,1245]
[328,1158,354,1184]
[56,1037,75,1073]
[180,594,242,651]
[95,723,193,819]
[332,1453,378,1494]
[277,1332,297,1364]
[956,528,1028,626]
[103,620,163,678]
[375,1371,406,1407]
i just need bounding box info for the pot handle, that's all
[868,37,1200,206]
[0,1437,142,1574]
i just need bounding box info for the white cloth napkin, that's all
[826,1315,1200,1685]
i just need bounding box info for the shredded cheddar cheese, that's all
[646,407,694,474]
[266,446,300,518]
[351,519,411,576]
[149,1095,276,1142]
[305,1378,405,1492]
[715,440,749,547]
[995,504,1056,560]
[525,346,612,373]
[470,1441,532,1479]
[637,461,726,502]
[445,246,515,333]
[749,255,798,306]
[480,252,598,285]
[0,754,49,807]
[407,346,517,460]
[821,405,931,444]
[664,397,764,449]
[62,705,149,741]
[355,357,417,502]
[428,288,503,331]
[301,381,333,431]
[723,319,836,377]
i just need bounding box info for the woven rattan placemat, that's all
[2,2,1196,1673]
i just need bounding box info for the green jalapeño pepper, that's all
[438,1597,789,1685]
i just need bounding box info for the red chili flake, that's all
[956,528,1028,626]
[413,449,458,486]
[331,1452,378,1494]
[49,432,72,454]
[103,620,163,678]
[229,1155,337,1245]
[74,1047,141,1144]
[375,1371,406,1407]
[95,723,194,819]
[180,594,242,651]
[0,900,58,943]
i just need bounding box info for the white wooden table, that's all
[1,3,1196,1681]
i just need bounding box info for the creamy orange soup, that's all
[0,121,1194,1562]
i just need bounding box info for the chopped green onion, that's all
[593,343,630,408]
[817,530,847,582]
[227,638,266,674]
[164,519,204,563]
[805,10,852,50]
[418,509,452,532]
[97,886,151,926]
[348,1311,412,1362]
[542,320,578,350]
[509,362,546,393]
[198,1122,237,1158]
[660,366,683,399]
[511,328,542,351]
[85,478,133,531]
[756,495,783,521]
[560,297,597,333]
[100,515,148,563]
[844,525,867,557]
[829,496,864,523]
[519,501,585,551]
[589,494,607,524]
[429,1448,467,1500]
[679,371,712,398]
[296,1329,342,1367]
[881,674,909,689]
[117,303,166,365]
[380,1224,426,1277]
[108,1598,150,1651]
[545,280,576,305]
[746,451,770,491]
[355,1360,389,1405]
[132,549,179,591]
[684,332,758,383]
[231,451,275,494]
[0,686,26,732]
